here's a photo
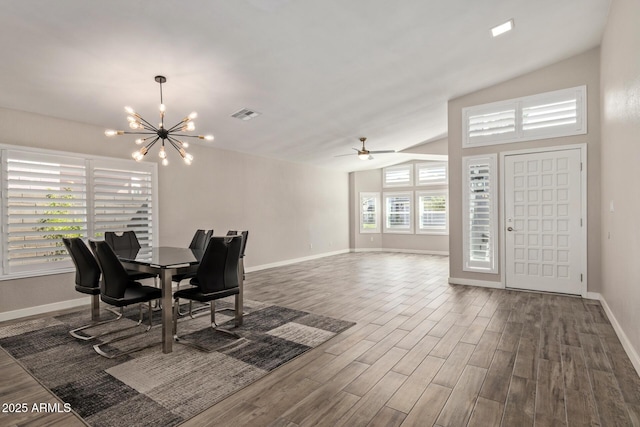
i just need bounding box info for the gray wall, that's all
[447,48,602,289]
[600,0,640,361]
[350,137,449,254]
[0,107,349,314]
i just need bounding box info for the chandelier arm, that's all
[166,120,188,133]
[135,115,159,130]
[170,133,199,138]
[167,137,184,154]
[144,137,161,151]
[120,131,157,136]
[167,136,184,148]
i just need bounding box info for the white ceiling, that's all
[0,0,610,172]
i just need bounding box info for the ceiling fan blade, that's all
[368,150,396,154]
[334,153,356,157]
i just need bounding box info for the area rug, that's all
[0,299,354,427]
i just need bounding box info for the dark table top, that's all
[115,246,204,268]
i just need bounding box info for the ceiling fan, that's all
[338,137,396,160]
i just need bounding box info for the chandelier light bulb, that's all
[181,141,189,148]
[135,138,144,145]
[186,122,195,131]
[159,104,166,113]
[105,129,119,137]
[188,112,198,120]
[124,106,135,115]
[159,147,167,159]
[199,135,214,141]
[162,158,169,166]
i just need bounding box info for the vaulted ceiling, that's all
[0,0,610,171]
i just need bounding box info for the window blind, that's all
[468,109,516,139]
[383,165,413,187]
[360,193,379,232]
[463,155,497,273]
[416,162,447,186]
[4,151,87,274]
[384,192,412,232]
[417,192,447,233]
[92,165,154,248]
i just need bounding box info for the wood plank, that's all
[386,355,445,413]
[589,369,633,426]
[502,376,536,427]
[535,359,567,426]
[468,330,501,369]
[431,342,476,388]
[366,406,406,427]
[468,397,504,427]
[345,347,408,397]
[479,349,516,403]
[435,365,487,426]
[400,383,451,427]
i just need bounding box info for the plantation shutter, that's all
[92,161,155,248]
[417,193,447,232]
[416,162,447,186]
[383,165,413,187]
[3,150,87,274]
[463,155,497,273]
[385,193,412,232]
[360,193,379,232]
[521,87,583,137]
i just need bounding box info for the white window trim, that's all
[415,161,448,186]
[383,191,413,234]
[0,143,158,281]
[383,164,413,188]
[462,154,498,273]
[359,192,380,234]
[462,85,587,148]
[415,190,448,235]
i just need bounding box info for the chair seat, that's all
[102,284,162,307]
[174,285,239,303]
[75,285,101,295]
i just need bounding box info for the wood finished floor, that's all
[2,252,640,427]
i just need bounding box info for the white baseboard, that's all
[0,297,90,323]
[448,277,504,289]
[353,248,449,256]
[595,292,640,377]
[245,249,351,273]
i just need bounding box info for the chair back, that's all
[195,236,242,294]
[89,240,131,299]
[104,231,141,251]
[226,230,248,258]
[63,238,100,289]
[189,229,213,250]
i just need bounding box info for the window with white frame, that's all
[416,190,448,234]
[462,86,586,147]
[0,147,157,279]
[463,155,497,273]
[359,192,380,233]
[383,191,413,233]
[383,164,413,188]
[416,161,448,186]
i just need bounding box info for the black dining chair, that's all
[89,240,162,358]
[173,229,213,315]
[173,236,244,352]
[63,237,122,340]
[226,230,248,280]
[104,230,157,282]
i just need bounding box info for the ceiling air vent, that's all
[231,108,261,121]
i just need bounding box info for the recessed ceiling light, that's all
[491,19,514,37]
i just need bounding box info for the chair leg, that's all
[174,298,245,353]
[69,306,124,341]
[93,302,159,359]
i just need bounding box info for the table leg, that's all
[91,294,100,321]
[161,269,173,353]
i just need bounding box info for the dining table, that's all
[115,246,204,353]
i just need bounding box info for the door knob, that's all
[507,227,514,231]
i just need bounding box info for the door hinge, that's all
[580,162,583,171]
[580,274,583,282]
[580,218,583,226]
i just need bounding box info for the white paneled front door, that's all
[504,148,583,295]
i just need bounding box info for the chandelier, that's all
[104,75,213,166]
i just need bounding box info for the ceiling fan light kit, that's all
[104,75,214,166]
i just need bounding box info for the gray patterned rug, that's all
[0,299,354,427]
